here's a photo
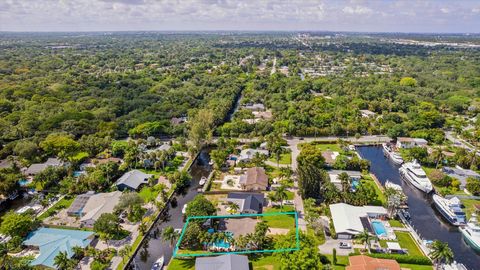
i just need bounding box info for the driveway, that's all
[318,239,353,256]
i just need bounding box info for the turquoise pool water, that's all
[73,171,83,177]
[372,221,387,236]
[18,179,29,186]
[351,179,360,190]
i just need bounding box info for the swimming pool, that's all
[18,179,30,187]
[371,221,387,236]
[351,179,360,190]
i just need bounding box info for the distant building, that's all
[238,148,269,163]
[327,170,362,191]
[252,110,273,120]
[243,103,265,111]
[396,137,428,149]
[359,110,376,118]
[67,191,122,228]
[346,255,400,270]
[240,167,269,191]
[227,192,265,214]
[23,228,94,269]
[115,170,153,191]
[195,254,249,270]
[24,158,63,176]
[443,166,480,190]
[329,203,388,239]
[322,151,340,166]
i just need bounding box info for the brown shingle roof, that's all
[242,167,268,188]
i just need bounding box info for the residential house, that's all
[226,192,265,214]
[322,151,339,166]
[327,170,362,191]
[396,137,428,149]
[329,203,388,239]
[346,255,400,270]
[443,166,480,190]
[171,116,187,125]
[195,254,249,270]
[23,228,94,269]
[24,158,63,176]
[115,170,153,191]
[239,167,269,191]
[243,103,265,111]
[238,149,269,163]
[252,110,273,120]
[67,191,122,228]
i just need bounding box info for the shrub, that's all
[367,253,432,265]
[466,177,480,195]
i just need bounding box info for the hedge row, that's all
[368,253,432,265]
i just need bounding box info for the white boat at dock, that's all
[399,159,433,193]
[432,194,466,226]
[459,213,480,252]
[382,143,404,165]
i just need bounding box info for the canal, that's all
[133,149,212,270]
[357,146,480,270]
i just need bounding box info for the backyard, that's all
[378,231,424,257]
[268,152,292,165]
[37,196,75,221]
[262,206,296,229]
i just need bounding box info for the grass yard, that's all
[263,205,296,229]
[250,254,282,270]
[388,219,405,228]
[167,258,195,270]
[395,231,424,257]
[268,152,292,165]
[460,199,480,219]
[399,264,433,270]
[324,254,349,270]
[37,196,75,221]
[361,178,386,206]
[285,191,294,200]
[314,143,342,152]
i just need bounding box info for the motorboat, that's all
[459,213,480,252]
[151,256,164,270]
[399,160,433,193]
[382,143,404,165]
[385,180,402,191]
[432,194,466,226]
[199,176,207,186]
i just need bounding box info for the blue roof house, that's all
[23,227,95,269]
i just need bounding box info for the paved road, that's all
[445,131,479,155]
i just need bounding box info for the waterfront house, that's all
[115,170,153,191]
[239,167,269,191]
[359,110,376,118]
[23,227,94,269]
[226,192,265,214]
[396,137,428,149]
[67,191,122,228]
[195,254,249,270]
[322,151,339,166]
[238,148,269,163]
[330,203,388,239]
[243,103,265,111]
[24,158,63,176]
[327,170,362,191]
[346,255,400,270]
[442,166,480,190]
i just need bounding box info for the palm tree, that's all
[274,184,288,210]
[429,240,454,268]
[227,201,240,214]
[357,229,371,252]
[71,246,85,260]
[119,244,132,263]
[54,251,74,270]
[162,226,180,247]
[139,221,148,235]
[432,147,445,169]
[339,172,350,202]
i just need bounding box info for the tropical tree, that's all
[274,184,288,209]
[385,187,406,218]
[162,226,180,247]
[429,240,454,267]
[431,147,445,168]
[227,201,240,214]
[357,229,371,251]
[54,251,75,270]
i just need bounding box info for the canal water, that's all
[133,149,212,270]
[357,146,480,270]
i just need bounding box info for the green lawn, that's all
[315,143,342,152]
[138,185,164,202]
[285,191,294,200]
[388,219,405,228]
[250,254,282,270]
[361,178,386,206]
[460,199,480,219]
[167,258,195,270]
[400,264,433,270]
[395,231,423,257]
[38,196,75,221]
[324,254,349,270]
[268,152,292,165]
[262,206,296,229]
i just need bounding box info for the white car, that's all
[339,242,352,249]
[182,204,188,215]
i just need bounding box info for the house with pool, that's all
[330,203,391,239]
[327,170,362,191]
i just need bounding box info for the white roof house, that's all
[327,170,362,191]
[396,137,428,149]
[330,203,387,239]
[359,110,376,118]
[238,149,269,162]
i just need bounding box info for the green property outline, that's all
[173,211,300,257]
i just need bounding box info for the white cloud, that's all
[342,5,373,15]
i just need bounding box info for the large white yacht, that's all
[459,213,480,252]
[382,143,404,165]
[399,159,433,193]
[432,194,466,226]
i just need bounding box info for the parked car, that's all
[339,242,352,249]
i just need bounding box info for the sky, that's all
[0,0,479,33]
